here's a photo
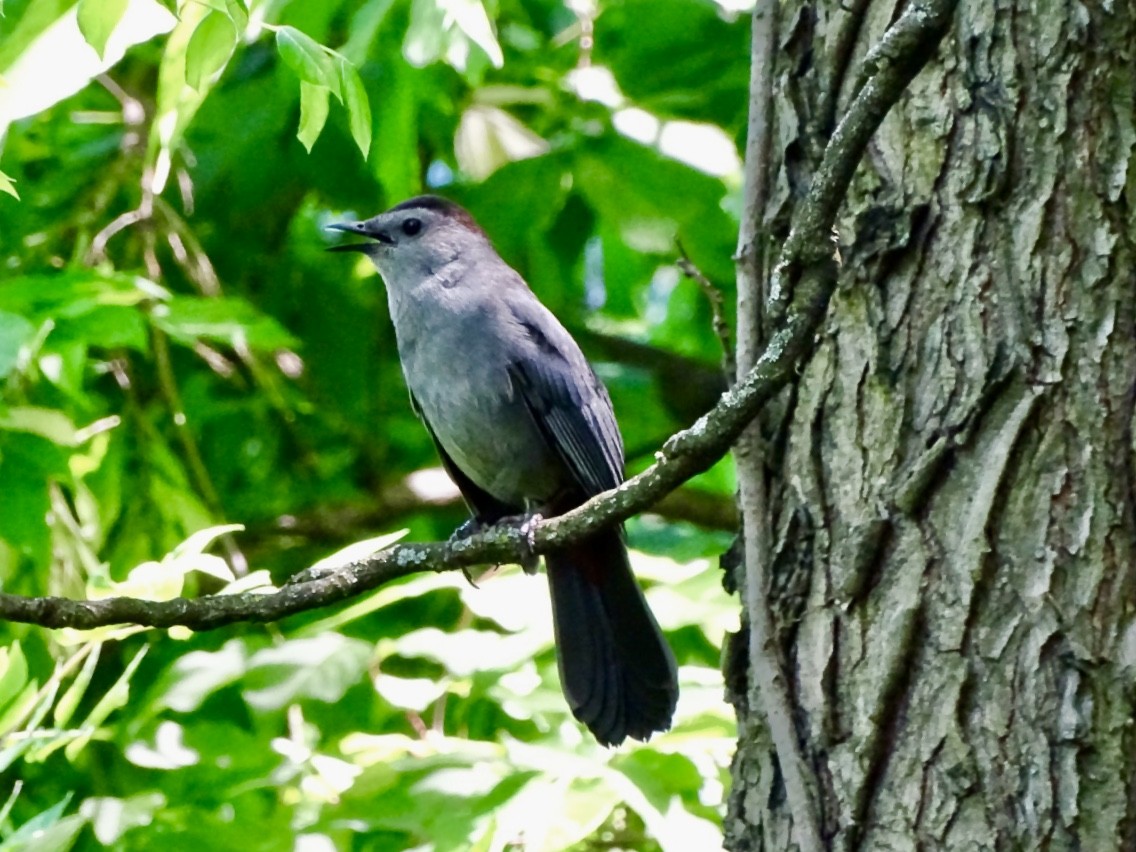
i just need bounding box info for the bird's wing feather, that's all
[505,306,624,497]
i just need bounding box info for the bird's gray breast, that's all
[392,288,562,506]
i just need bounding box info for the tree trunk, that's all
[726,1,1136,848]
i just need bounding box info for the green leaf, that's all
[0,642,28,714]
[0,437,59,563]
[53,303,150,352]
[170,523,244,559]
[0,171,18,200]
[223,0,248,31]
[5,815,88,852]
[0,0,174,125]
[0,677,54,773]
[275,25,340,99]
[455,105,548,180]
[391,628,538,677]
[53,644,102,728]
[297,82,330,152]
[404,0,502,72]
[243,634,372,710]
[158,639,250,713]
[79,794,166,846]
[77,0,130,59]
[64,645,148,762]
[595,0,749,128]
[0,272,166,320]
[0,407,79,446]
[0,311,34,378]
[442,0,503,68]
[339,60,372,158]
[0,794,85,852]
[184,11,236,91]
[151,296,299,351]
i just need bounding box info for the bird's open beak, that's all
[326,220,394,253]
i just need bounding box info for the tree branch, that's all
[0,0,960,652]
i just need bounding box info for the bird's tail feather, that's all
[545,529,678,746]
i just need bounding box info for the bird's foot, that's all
[494,512,544,575]
[446,519,488,586]
[446,513,544,583]
[449,517,483,544]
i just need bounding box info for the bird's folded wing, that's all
[507,356,624,499]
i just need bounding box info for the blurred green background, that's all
[0,0,748,848]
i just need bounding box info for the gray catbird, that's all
[329,195,678,745]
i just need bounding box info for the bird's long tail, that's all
[545,528,678,746]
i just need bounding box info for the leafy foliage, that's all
[0,0,747,847]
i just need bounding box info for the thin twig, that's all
[151,323,248,576]
[153,197,222,296]
[676,242,736,384]
[86,209,145,264]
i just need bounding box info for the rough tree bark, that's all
[727,1,1136,849]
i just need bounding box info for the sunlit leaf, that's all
[158,639,251,713]
[297,81,329,152]
[404,0,502,71]
[373,674,447,712]
[305,530,407,576]
[0,406,79,446]
[0,679,53,772]
[80,793,167,845]
[52,644,102,728]
[339,59,372,158]
[77,0,129,59]
[243,634,372,710]
[0,0,173,128]
[123,722,199,770]
[218,570,276,596]
[402,0,450,69]
[275,25,341,99]
[0,794,85,852]
[441,0,502,68]
[455,105,549,180]
[389,627,540,677]
[184,10,236,91]
[0,642,28,713]
[0,170,18,199]
[108,560,184,602]
[170,523,244,559]
[223,0,248,31]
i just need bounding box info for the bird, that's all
[328,195,678,745]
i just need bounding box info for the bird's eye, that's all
[401,218,422,236]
